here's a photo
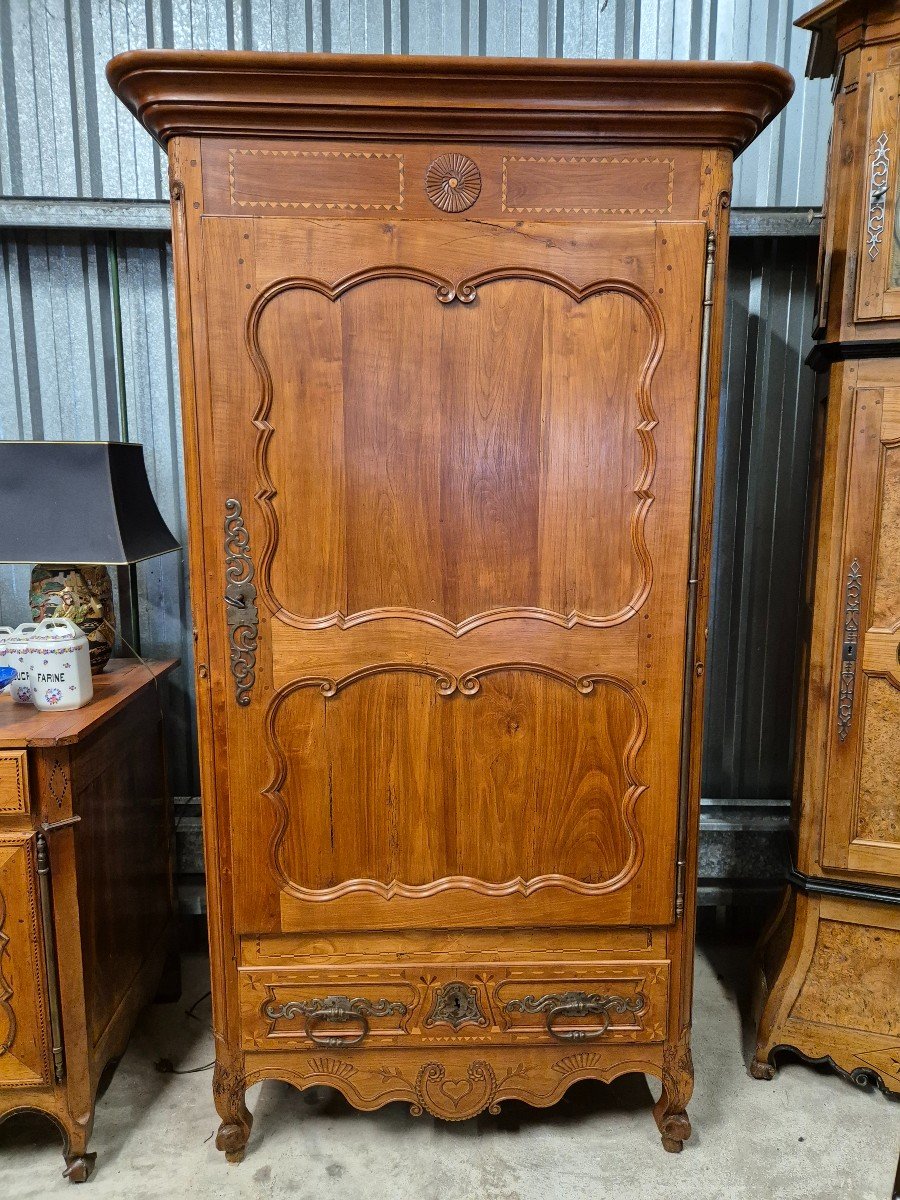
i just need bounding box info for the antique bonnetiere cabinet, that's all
[109,52,790,1157]
[753,0,900,1094]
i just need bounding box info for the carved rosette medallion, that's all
[425,981,488,1030]
[425,154,481,212]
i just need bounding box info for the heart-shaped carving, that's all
[440,1078,471,1106]
[414,1060,497,1121]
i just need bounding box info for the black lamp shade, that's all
[0,441,180,565]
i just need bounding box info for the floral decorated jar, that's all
[28,618,94,711]
[2,622,40,705]
[29,565,115,674]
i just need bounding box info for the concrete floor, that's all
[0,938,897,1200]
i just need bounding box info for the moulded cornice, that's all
[107,50,793,154]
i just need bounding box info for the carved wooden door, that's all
[821,372,900,881]
[0,832,51,1087]
[198,152,706,934]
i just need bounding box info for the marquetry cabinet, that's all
[752,0,900,1096]
[110,52,790,1158]
[0,660,178,1182]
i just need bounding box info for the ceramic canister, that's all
[28,618,94,711]
[2,622,40,704]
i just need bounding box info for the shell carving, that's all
[425,154,482,213]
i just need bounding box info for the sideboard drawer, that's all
[0,833,52,1087]
[239,959,668,1051]
[0,751,29,816]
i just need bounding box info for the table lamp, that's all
[0,441,180,672]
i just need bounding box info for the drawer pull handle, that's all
[504,991,646,1042]
[263,994,407,1047]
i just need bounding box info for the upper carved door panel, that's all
[255,275,656,632]
[203,216,701,639]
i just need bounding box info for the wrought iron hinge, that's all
[675,859,686,918]
[224,498,258,706]
[35,833,65,1083]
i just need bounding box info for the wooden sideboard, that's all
[110,51,791,1159]
[0,659,178,1182]
[752,0,900,1096]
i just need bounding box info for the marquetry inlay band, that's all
[501,154,675,215]
[227,148,405,211]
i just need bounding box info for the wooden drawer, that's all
[0,832,52,1087]
[239,958,668,1051]
[0,751,29,816]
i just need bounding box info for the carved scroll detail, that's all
[413,1060,499,1120]
[867,132,889,261]
[837,558,862,741]
[224,498,258,706]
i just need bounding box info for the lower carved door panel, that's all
[0,833,52,1088]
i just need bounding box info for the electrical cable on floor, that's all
[154,989,215,1076]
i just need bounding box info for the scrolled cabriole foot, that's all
[216,1122,250,1163]
[212,1060,253,1164]
[749,1056,776,1081]
[63,1152,97,1183]
[653,1028,694,1152]
[659,1111,691,1153]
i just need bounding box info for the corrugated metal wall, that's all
[0,228,196,793]
[0,0,831,206]
[0,0,827,897]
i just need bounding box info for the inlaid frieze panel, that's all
[501,154,675,215]
[227,147,405,212]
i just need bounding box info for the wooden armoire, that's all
[752,0,900,1094]
[109,52,790,1157]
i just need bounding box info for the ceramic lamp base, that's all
[29,565,116,674]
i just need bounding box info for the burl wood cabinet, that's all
[0,661,178,1182]
[752,0,900,1096]
[110,52,790,1158]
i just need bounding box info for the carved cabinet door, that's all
[855,67,900,322]
[197,159,707,934]
[0,833,52,1087]
[821,377,900,882]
